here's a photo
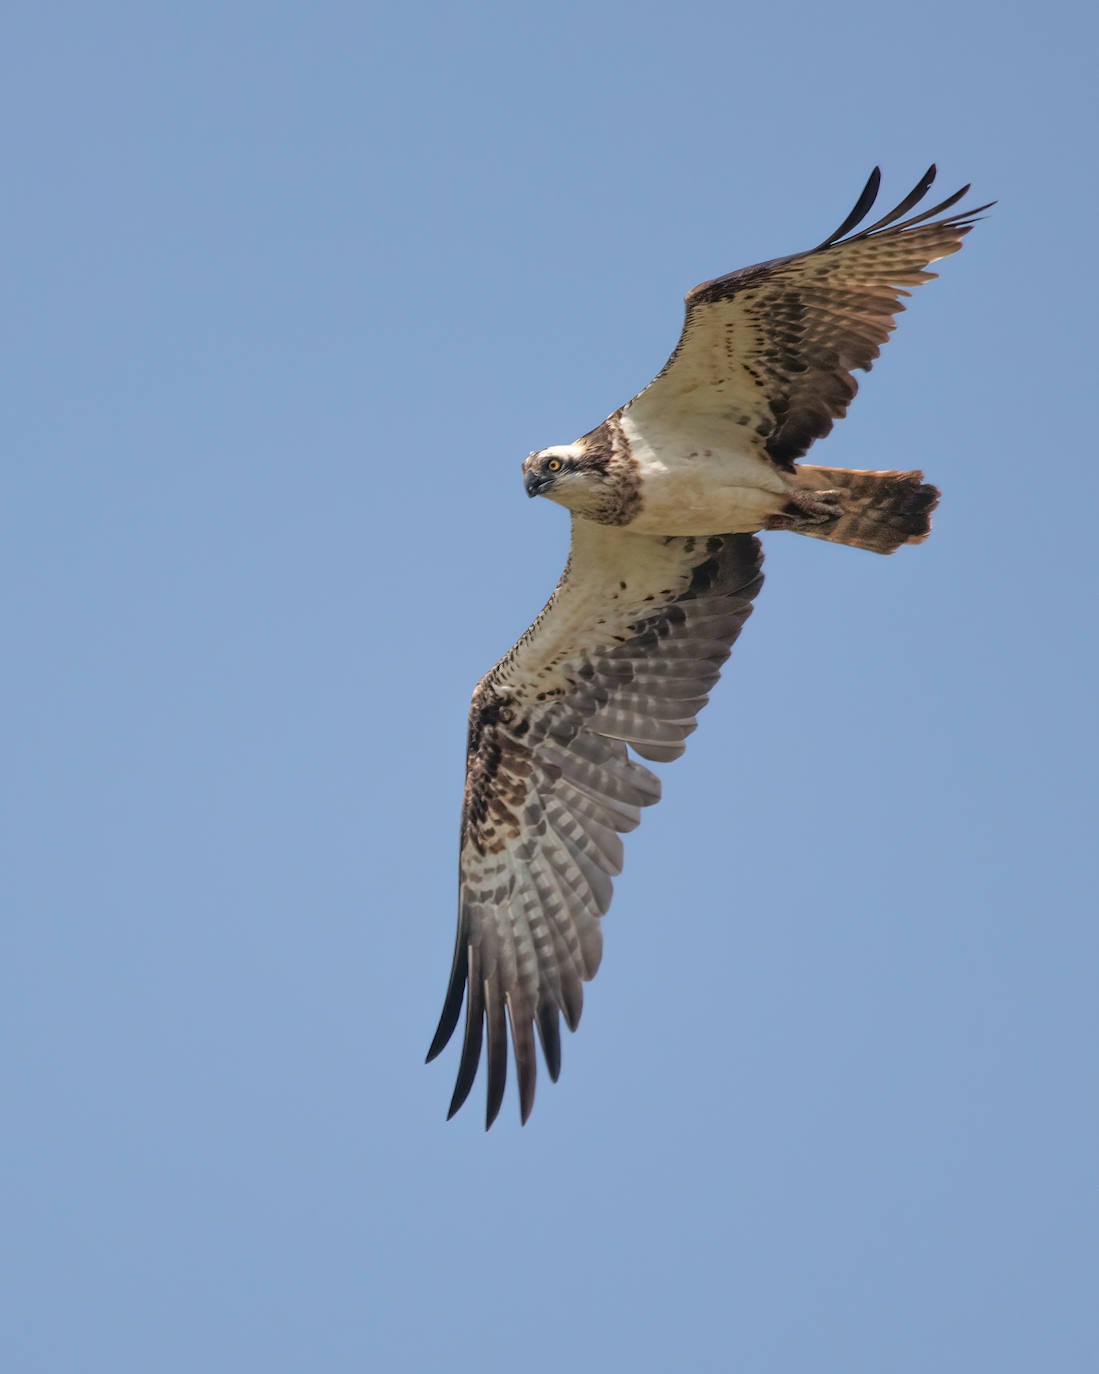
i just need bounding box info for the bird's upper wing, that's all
[623,166,992,469]
[427,519,764,1127]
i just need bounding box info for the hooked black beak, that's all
[525,471,554,498]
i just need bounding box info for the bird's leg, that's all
[764,488,846,532]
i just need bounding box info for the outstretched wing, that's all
[427,520,764,1127]
[624,166,992,469]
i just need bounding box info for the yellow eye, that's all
[546,458,563,473]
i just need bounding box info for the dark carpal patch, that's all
[462,686,532,856]
[430,530,765,1127]
[644,167,990,473]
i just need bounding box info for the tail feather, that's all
[775,466,940,555]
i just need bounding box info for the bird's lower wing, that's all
[427,519,764,1127]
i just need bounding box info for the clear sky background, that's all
[4,3,1097,1371]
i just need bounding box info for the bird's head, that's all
[522,444,614,518]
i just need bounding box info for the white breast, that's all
[619,411,791,536]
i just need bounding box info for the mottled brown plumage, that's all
[650,166,989,473]
[429,524,763,1126]
[428,167,990,1126]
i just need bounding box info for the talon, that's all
[769,486,846,527]
[765,487,847,535]
[791,488,845,522]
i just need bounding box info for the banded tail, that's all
[772,466,941,555]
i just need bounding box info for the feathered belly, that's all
[615,412,792,535]
[626,453,791,536]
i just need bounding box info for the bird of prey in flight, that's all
[427,166,991,1128]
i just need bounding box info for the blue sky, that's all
[4,2,1097,1371]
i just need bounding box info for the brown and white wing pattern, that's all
[624,166,992,468]
[427,520,764,1127]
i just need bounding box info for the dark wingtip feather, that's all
[885,182,973,233]
[814,165,991,254]
[857,164,939,235]
[815,166,882,249]
[483,980,508,1130]
[535,1002,563,1082]
[508,1002,538,1126]
[560,978,584,1033]
[426,940,469,1063]
[946,201,996,238]
[446,949,483,1120]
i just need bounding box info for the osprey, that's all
[427,167,990,1128]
